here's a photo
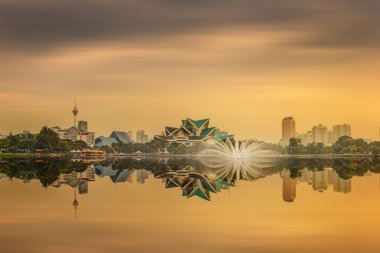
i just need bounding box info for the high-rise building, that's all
[312,124,328,145]
[297,131,313,145]
[333,124,351,143]
[78,121,88,132]
[136,130,149,144]
[282,117,296,142]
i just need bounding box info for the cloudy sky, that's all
[1,0,380,141]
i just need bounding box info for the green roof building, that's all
[154,118,234,145]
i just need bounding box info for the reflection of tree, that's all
[0,158,91,186]
[1,157,380,187]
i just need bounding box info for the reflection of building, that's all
[281,170,297,202]
[51,165,95,219]
[157,169,234,201]
[298,168,351,194]
[95,166,136,183]
[78,181,88,194]
[282,117,296,142]
[155,118,234,146]
[333,124,351,143]
[312,124,328,145]
[332,171,351,193]
[52,166,95,189]
[136,169,150,184]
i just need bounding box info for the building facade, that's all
[312,124,328,145]
[95,131,134,147]
[78,121,88,132]
[136,130,149,144]
[282,117,296,142]
[333,124,351,143]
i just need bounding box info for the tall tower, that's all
[282,117,296,141]
[72,98,79,127]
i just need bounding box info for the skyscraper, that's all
[282,117,296,141]
[312,124,328,145]
[333,124,351,143]
[78,121,88,132]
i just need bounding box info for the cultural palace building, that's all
[154,118,234,146]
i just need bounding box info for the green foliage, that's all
[333,136,369,154]
[369,141,380,156]
[287,137,305,154]
[111,139,202,155]
[36,127,60,152]
[0,127,88,153]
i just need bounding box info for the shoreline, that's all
[0,152,377,159]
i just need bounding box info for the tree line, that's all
[286,136,380,155]
[0,127,88,153]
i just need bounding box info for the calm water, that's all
[1,157,380,253]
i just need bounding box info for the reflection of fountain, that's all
[199,139,282,182]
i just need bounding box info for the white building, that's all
[297,131,313,145]
[51,101,95,147]
[52,126,95,147]
[136,130,149,144]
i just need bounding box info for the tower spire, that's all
[72,97,78,127]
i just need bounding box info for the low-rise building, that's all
[95,131,134,147]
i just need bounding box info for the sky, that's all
[1,0,380,142]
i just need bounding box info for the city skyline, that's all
[2,1,380,142]
[0,104,376,144]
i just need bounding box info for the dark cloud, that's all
[0,0,379,51]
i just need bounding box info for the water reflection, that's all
[1,157,380,206]
[157,168,234,201]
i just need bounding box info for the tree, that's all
[333,136,369,154]
[287,137,305,154]
[36,127,59,152]
[369,141,380,156]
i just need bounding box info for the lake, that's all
[0,157,379,253]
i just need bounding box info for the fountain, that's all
[199,139,282,182]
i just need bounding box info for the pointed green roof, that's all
[187,118,209,128]
[200,127,215,136]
